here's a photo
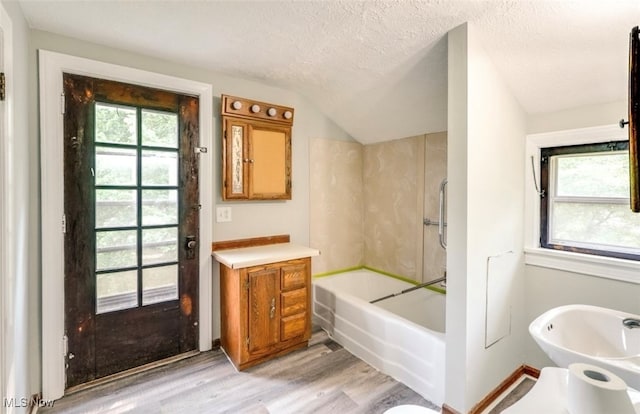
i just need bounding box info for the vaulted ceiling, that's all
[17,0,640,143]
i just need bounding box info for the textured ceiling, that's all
[17,0,640,143]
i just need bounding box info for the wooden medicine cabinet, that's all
[221,95,293,200]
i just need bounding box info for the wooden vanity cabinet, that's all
[220,257,311,370]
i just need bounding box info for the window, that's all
[540,140,640,260]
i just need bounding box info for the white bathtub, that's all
[313,269,445,406]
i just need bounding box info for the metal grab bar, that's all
[423,218,447,227]
[438,179,448,249]
[369,276,446,304]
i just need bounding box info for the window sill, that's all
[524,247,640,284]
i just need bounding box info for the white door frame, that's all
[0,2,13,405]
[39,50,213,400]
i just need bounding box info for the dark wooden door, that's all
[247,266,280,355]
[63,73,200,387]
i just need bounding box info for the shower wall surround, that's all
[310,139,365,274]
[363,136,425,280]
[310,132,447,281]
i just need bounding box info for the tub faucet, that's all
[623,318,640,329]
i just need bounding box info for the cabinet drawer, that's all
[281,263,307,291]
[280,312,306,341]
[281,288,307,317]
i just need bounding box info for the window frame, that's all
[539,140,639,261]
[524,124,640,284]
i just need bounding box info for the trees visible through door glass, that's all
[95,103,137,145]
[142,150,178,186]
[142,227,178,266]
[96,230,137,271]
[95,189,137,228]
[93,100,181,314]
[142,189,178,226]
[142,109,178,148]
[95,146,137,186]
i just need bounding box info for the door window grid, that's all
[94,103,180,313]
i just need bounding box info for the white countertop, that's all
[212,242,320,269]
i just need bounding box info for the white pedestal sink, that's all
[530,304,640,390]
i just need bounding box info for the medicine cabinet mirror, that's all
[221,95,293,201]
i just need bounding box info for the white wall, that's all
[527,100,626,134]
[445,23,469,411]
[446,23,527,413]
[1,0,33,412]
[28,29,352,394]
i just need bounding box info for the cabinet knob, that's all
[270,297,276,319]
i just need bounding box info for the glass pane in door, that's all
[96,270,138,314]
[141,150,178,186]
[95,103,137,145]
[142,227,178,266]
[95,189,137,228]
[95,146,137,186]
[142,265,179,305]
[96,230,138,271]
[142,189,178,226]
[141,109,178,148]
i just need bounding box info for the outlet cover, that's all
[216,206,232,223]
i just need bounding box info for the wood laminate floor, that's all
[487,378,536,413]
[39,328,440,414]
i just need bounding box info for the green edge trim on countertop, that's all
[313,265,446,295]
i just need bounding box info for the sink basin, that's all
[530,304,640,390]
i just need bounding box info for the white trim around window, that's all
[525,124,640,284]
[40,50,214,401]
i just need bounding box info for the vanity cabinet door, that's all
[246,265,280,355]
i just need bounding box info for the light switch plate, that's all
[216,206,232,223]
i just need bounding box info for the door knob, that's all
[185,236,197,260]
